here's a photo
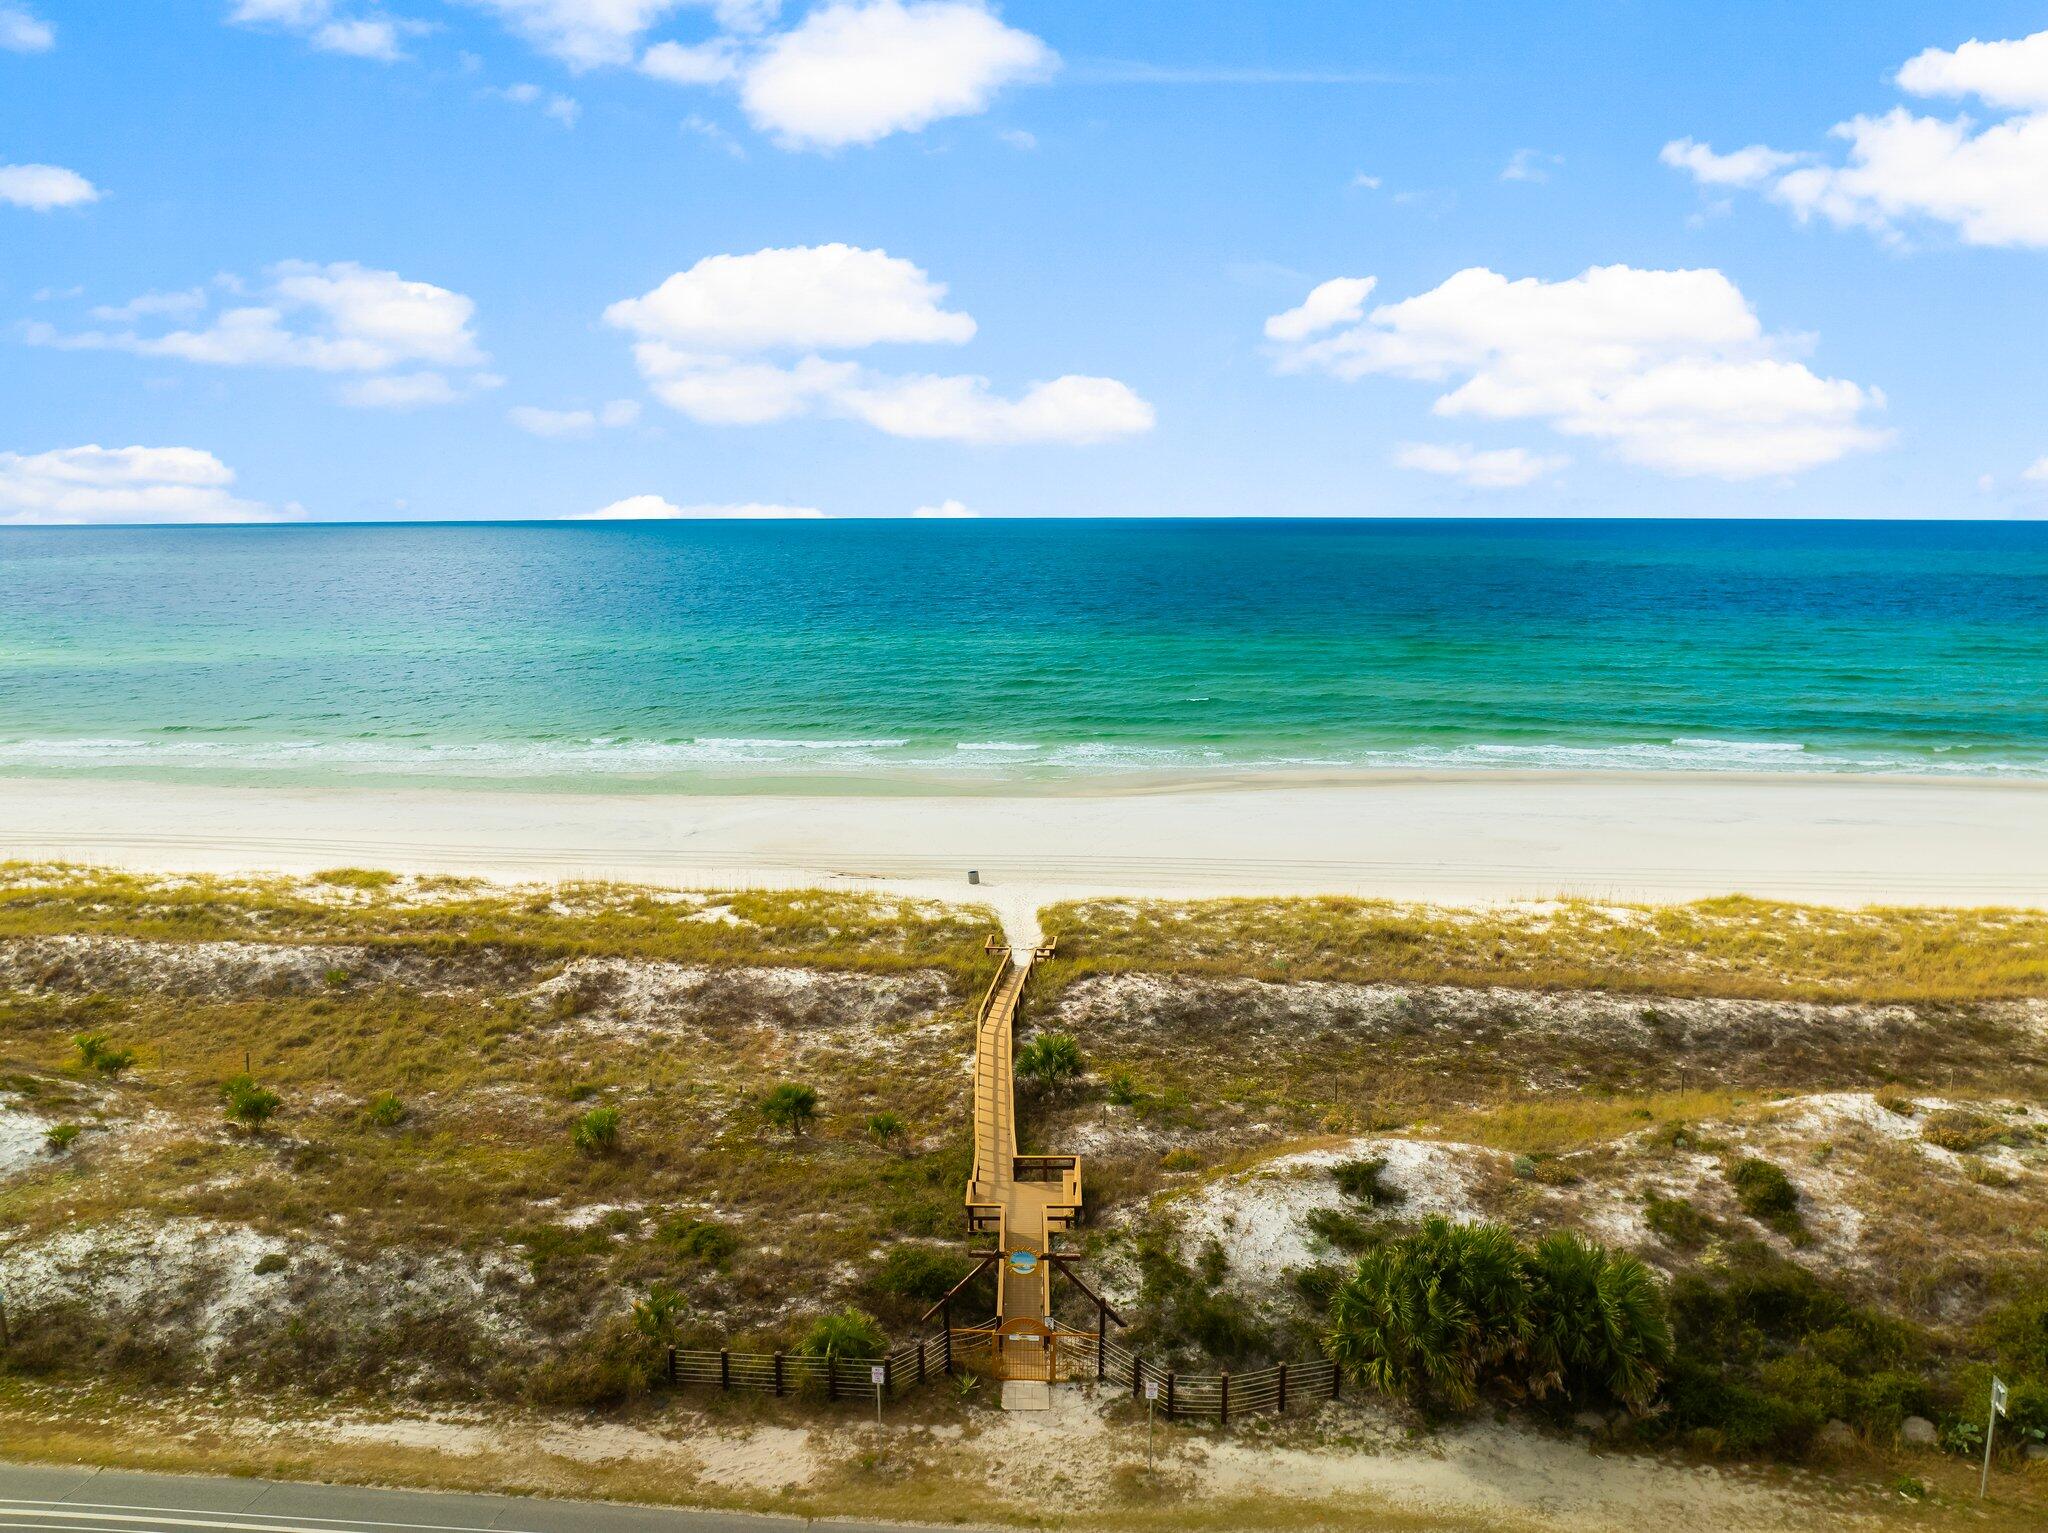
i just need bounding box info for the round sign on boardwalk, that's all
[1007,1249,1039,1276]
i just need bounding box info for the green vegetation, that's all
[1324,1217,1670,1416]
[1128,1231,1266,1365]
[1727,1158,1803,1237]
[656,1213,738,1267]
[1920,1108,2018,1153]
[1330,1155,1404,1207]
[864,1111,907,1151]
[759,1083,818,1137]
[1660,1246,1931,1457]
[43,1122,80,1152]
[1043,893,2048,1002]
[796,1308,886,1364]
[1016,1031,1085,1090]
[572,1105,623,1157]
[631,1283,687,1346]
[72,1033,134,1076]
[1642,1192,1714,1249]
[870,1245,971,1304]
[220,1073,280,1130]
[364,1091,406,1128]
[253,1253,289,1276]
[1303,1206,1379,1254]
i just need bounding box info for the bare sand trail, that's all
[2,772,2045,923]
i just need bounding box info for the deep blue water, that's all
[1,519,2046,790]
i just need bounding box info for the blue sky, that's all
[4,0,2048,522]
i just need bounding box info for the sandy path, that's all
[1,772,2046,924]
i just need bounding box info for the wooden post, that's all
[1132,1353,1143,1401]
[774,1350,785,1397]
[1220,1371,1231,1427]
[1277,1361,1288,1413]
[916,1338,927,1386]
[942,1328,953,1377]
[1331,1360,1341,1402]
[883,1355,895,1401]
[828,1359,838,1402]
[1096,1301,1107,1380]
[666,1345,677,1384]
[1165,1370,1176,1422]
[720,1348,731,1391]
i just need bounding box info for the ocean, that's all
[3,518,2046,793]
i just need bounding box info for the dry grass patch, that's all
[1044,894,2048,1002]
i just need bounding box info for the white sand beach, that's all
[1,771,2044,926]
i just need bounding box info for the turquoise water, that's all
[2,519,2047,792]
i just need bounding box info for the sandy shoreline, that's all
[1,772,2045,930]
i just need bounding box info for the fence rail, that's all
[1100,1339,1339,1425]
[665,1333,949,1401]
[662,1330,1337,1425]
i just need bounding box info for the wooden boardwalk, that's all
[959,938,1083,1357]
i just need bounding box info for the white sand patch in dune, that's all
[1169,1137,1500,1289]
[0,1104,52,1181]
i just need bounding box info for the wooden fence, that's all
[663,1328,1339,1427]
[1099,1338,1341,1425]
[664,1332,950,1401]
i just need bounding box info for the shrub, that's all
[1325,1217,1534,1413]
[524,1314,654,1407]
[1921,1109,2006,1153]
[1330,1156,1405,1207]
[73,1033,135,1076]
[44,1121,81,1152]
[1727,1158,1802,1235]
[1159,1148,1202,1172]
[1130,1229,1269,1365]
[1659,1245,1928,1457]
[760,1082,818,1137]
[365,1091,406,1128]
[1524,1232,1672,1413]
[872,1246,971,1304]
[1292,1263,1345,1312]
[1104,1067,1141,1106]
[572,1105,622,1156]
[632,1282,688,1346]
[221,1073,281,1130]
[1303,1206,1378,1254]
[1643,1192,1713,1249]
[865,1111,908,1151]
[1016,1032,1085,1091]
[253,1253,289,1276]
[797,1308,887,1364]
[322,968,351,988]
[657,1213,738,1267]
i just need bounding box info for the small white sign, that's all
[1145,1381,1160,1402]
[1992,1377,2009,1416]
[870,1364,886,1386]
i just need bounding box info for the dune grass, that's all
[1042,894,2048,1002]
[0,862,993,976]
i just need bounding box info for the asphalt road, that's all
[0,1464,915,1533]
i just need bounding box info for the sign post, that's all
[1145,1378,1160,1473]
[871,1363,886,1433]
[1982,1376,2008,1498]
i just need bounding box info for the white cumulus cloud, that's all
[605,243,975,350]
[509,399,641,436]
[609,244,1151,445]
[0,5,53,52]
[29,261,493,409]
[1659,138,1802,188]
[911,498,976,517]
[461,0,771,68]
[229,0,424,61]
[2024,456,2048,483]
[1666,29,2048,248]
[739,0,1056,150]
[0,164,101,211]
[578,494,823,519]
[1393,443,1568,489]
[0,445,284,525]
[1268,264,1886,480]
